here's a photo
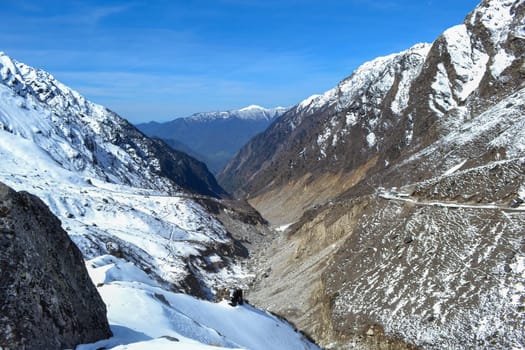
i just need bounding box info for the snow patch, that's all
[239,104,264,111]
[468,0,519,80]
[430,63,455,114]
[276,223,293,232]
[470,0,514,44]
[391,44,431,114]
[366,132,377,148]
[491,49,515,77]
[443,159,467,176]
[442,24,489,101]
[296,91,335,115]
[345,112,358,127]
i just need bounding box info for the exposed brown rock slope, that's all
[219,0,525,226]
[224,0,525,348]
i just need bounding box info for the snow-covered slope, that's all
[0,52,319,349]
[0,52,226,198]
[77,256,319,350]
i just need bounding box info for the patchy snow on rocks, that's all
[330,198,525,349]
[430,63,456,115]
[293,42,432,159]
[442,24,489,101]
[366,132,377,148]
[468,0,520,78]
[406,86,525,174]
[390,44,430,115]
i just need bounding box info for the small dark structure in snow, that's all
[230,289,244,306]
[214,287,244,306]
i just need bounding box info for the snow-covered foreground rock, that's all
[78,256,319,350]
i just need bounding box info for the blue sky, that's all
[1,0,480,123]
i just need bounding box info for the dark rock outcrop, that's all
[0,182,111,349]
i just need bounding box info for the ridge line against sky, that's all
[1,0,480,123]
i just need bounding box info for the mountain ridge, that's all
[219,0,524,225]
[0,51,227,199]
[220,0,525,348]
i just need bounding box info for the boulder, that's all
[0,182,111,349]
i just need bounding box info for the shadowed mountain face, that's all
[136,105,288,174]
[221,0,525,348]
[0,182,112,349]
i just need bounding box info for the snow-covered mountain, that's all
[0,52,319,349]
[220,0,525,348]
[137,105,289,174]
[0,50,238,294]
[219,0,525,226]
[186,105,288,122]
[0,49,249,294]
[0,51,226,198]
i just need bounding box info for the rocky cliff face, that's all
[0,182,111,349]
[219,0,525,226]
[224,0,525,348]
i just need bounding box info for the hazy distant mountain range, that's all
[136,105,289,174]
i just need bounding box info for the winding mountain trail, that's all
[378,189,525,212]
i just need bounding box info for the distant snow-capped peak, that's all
[239,104,266,111]
[187,105,289,122]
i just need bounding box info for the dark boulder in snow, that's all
[0,182,111,349]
